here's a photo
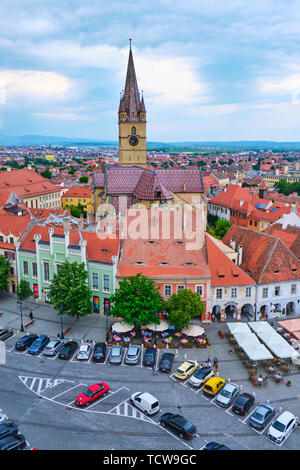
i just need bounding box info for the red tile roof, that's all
[62,187,91,198]
[19,225,120,263]
[206,235,255,287]
[222,225,300,284]
[0,168,61,198]
[0,213,31,237]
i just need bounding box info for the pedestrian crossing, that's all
[19,375,73,396]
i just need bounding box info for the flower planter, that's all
[144,343,154,348]
[218,330,224,339]
[156,344,166,349]
[121,342,129,348]
[168,343,178,349]
[183,343,193,348]
[286,381,291,387]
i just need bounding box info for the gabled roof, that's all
[206,234,255,287]
[19,224,120,263]
[222,225,300,284]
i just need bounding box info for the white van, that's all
[130,392,160,416]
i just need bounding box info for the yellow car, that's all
[203,377,226,397]
[174,360,198,380]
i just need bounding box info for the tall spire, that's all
[122,39,142,121]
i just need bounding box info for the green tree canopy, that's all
[109,273,164,326]
[49,261,92,318]
[0,255,11,291]
[41,169,52,179]
[166,289,205,329]
[214,218,231,239]
[16,279,33,300]
[79,176,88,183]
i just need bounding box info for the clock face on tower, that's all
[129,135,139,146]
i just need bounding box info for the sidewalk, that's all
[0,293,115,342]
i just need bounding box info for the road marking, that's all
[51,383,86,400]
[19,376,73,395]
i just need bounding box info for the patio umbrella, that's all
[181,325,205,337]
[146,320,169,331]
[111,321,134,333]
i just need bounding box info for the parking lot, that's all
[1,326,300,450]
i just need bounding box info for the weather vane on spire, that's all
[129,38,132,48]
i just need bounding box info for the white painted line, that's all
[51,383,86,400]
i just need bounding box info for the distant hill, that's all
[1,135,300,151]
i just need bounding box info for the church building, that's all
[91,41,206,218]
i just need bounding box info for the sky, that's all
[1,0,300,142]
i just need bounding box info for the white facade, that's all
[211,284,256,320]
[208,203,230,221]
[256,280,300,319]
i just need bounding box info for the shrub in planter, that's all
[156,343,166,349]
[183,342,193,348]
[218,330,224,339]
[168,343,178,348]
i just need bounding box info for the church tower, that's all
[118,40,147,168]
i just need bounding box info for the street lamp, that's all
[19,299,24,332]
[59,303,64,339]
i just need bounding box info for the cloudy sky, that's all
[1,0,300,141]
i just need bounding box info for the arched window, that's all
[131,126,136,135]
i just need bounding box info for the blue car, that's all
[203,442,231,450]
[28,335,50,355]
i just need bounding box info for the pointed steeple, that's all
[121,39,143,121]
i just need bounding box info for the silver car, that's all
[109,345,124,364]
[216,383,239,408]
[125,345,141,365]
[76,344,91,360]
[43,339,64,356]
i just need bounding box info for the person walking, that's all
[29,309,33,321]
[214,360,219,373]
[207,357,212,368]
[213,357,218,367]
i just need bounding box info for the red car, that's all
[75,382,110,407]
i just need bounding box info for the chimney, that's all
[238,244,243,266]
[230,238,236,251]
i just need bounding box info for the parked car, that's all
[249,403,276,430]
[75,382,110,407]
[28,335,50,355]
[0,410,7,424]
[15,334,38,351]
[0,433,27,450]
[232,393,255,416]
[0,421,19,440]
[43,339,64,357]
[92,343,107,362]
[109,345,124,365]
[76,344,91,360]
[174,360,198,380]
[160,413,196,440]
[203,442,231,450]
[130,392,160,416]
[189,366,214,388]
[267,411,297,443]
[125,345,141,365]
[215,383,239,408]
[143,347,157,367]
[203,377,226,397]
[0,329,13,341]
[58,341,78,360]
[158,352,175,373]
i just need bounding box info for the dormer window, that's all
[156,191,161,199]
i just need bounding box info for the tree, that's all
[109,273,164,326]
[41,169,52,179]
[79,176,88,183]
[0,255,11,291]
[166,289,205,329]
[214,219,231,239]
[16,279,33,300]
[49,261,92,319]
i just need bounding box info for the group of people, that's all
[205,356,219,371]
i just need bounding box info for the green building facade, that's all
[16,227,119,314]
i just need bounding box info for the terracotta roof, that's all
[0,168,61,198]
[62,187,91,198]
[117,212,210,279]
[0,213,31,237]
[222,225,300,284]
[19,225,120,263]
[265,223,300,259]
[206,234,255,287]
